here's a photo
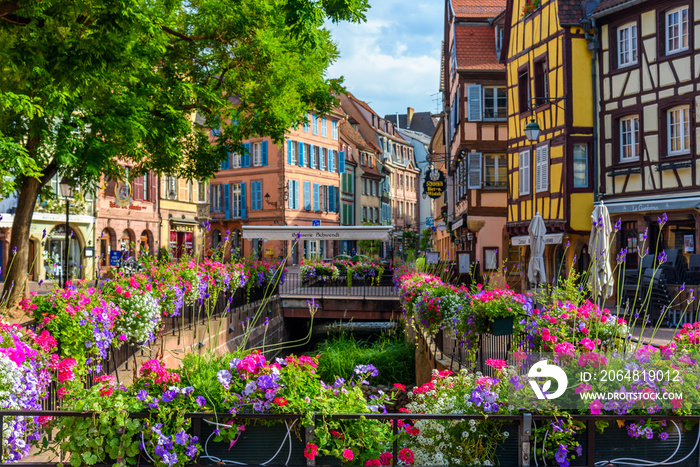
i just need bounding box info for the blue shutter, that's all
[322,117,327,137]
[313,183,320,211]
[312,114,318,135]
[339,150,345,174]
[209,185,213,212]
[288,181,293,209]
[251,181,259,210]
[304,182,311,210]
[261,141,268,166]
[294,181,300,209]
[242,143,251,167]
[303,114,310,132]
[309,145,315,169]
[287,140,293,165]
[329,186,335,212]
[224,184,230,218]
[319,148,325,171]
[298,142,304,166]
[330,149,335,172]
[240,182,247,218]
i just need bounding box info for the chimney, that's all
[396,112,400,130]
[407,107,415,128]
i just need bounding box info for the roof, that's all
[558,0,587,25]
[455,24,504,71]
[591,0,640,17]
[451,0,506,19]
[339,120,380,154]
[384,112,438,138]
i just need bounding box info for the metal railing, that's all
[4,410,700,467]
[278,273,398,299]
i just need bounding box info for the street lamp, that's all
[524,119,541,142]
[59,178,74,288]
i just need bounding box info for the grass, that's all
[313,331,416,386]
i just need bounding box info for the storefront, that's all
[169,222,196,259]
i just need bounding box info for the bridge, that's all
[278,270,401,320]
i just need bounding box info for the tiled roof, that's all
[592,0,639,17]
[455,24,504,71]
[339,120,380,154]
[451,0,506,19]
[558,0,586,25]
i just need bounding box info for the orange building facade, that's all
[209,111,344,264]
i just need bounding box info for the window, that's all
[312,114,318,135]
[666,7,689,54]
[210,185,222,211]
[232,183,242,218]
[362,206,367,221]
[252,143,262,166]
[332,120,338,140]
[143,174,149,201]
[232,151,241,168]
[535,145,549,193]
[620,116,640,161]
[363,179,367,195]
[518,67,530,113]
[668,106,690,155]
[484,248,499,271]
[320,148,326,170]
[485,154,507,187]
[573,143,588,188]
[618,23,637,67]
[534,60,548,106]
[198,181,207,202]
[288,143,296,166]
[166,175,178,200]
[518,150,531,196]
[251,181,262,210]
[303,114,310,132]
[321,117,327,137]
[483,86,507,119]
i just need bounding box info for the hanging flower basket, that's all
[490,316,514,336]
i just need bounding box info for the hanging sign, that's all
[115,179,133,207]
[423,169,446,199]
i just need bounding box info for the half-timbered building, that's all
[444,0,510,278]
[501,0,599,283]
[594,0,700,265]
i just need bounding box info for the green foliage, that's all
[419,228,433,252]
[314,332,415,385]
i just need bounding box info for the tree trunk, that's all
[1,155,57,316]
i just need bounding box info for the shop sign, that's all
[436,221,447,231]
[115,179,133,207]
[452,217,464,230]
[423,169,446,199]
[109,250,121,267]
[172,224,195,233]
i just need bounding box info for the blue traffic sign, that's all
[425,217,434,227]
[312,220,321,227]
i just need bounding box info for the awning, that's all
[511,233,564,246]
[604,196,700,214]
[242,226,393,241]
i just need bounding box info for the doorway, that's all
[45,225,81,283]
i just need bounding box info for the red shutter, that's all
[105,178,116,197]
[150,174,157,202]
[133,175,144,200]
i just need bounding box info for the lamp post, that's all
[59,178,74,288]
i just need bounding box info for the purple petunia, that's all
[136,390,149,401]
[196,396,206,407]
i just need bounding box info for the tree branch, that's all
[0,0,44,18]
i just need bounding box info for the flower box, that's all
[199,421,307,466]
[489,316,514,336]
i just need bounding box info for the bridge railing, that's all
[4,410,698,467]
[278,272,398,298]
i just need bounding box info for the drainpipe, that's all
[582,17,601,202]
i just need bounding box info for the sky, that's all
[326,1,443,119]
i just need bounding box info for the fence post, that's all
[587,419,595,467]
[305,415,316,466]
[519,413,531,466]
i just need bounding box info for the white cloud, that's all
[326,1,443,117]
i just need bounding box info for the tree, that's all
[419,228,433,252]
[0,0,369,311]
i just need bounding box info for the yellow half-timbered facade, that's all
[501,0,598,282]
[595,0,700,266]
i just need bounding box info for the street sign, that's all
[423,169,446,199]
[436,221,447,231]
[312,220,321,227]
[109,250,121,268]
[425,217,434,227]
